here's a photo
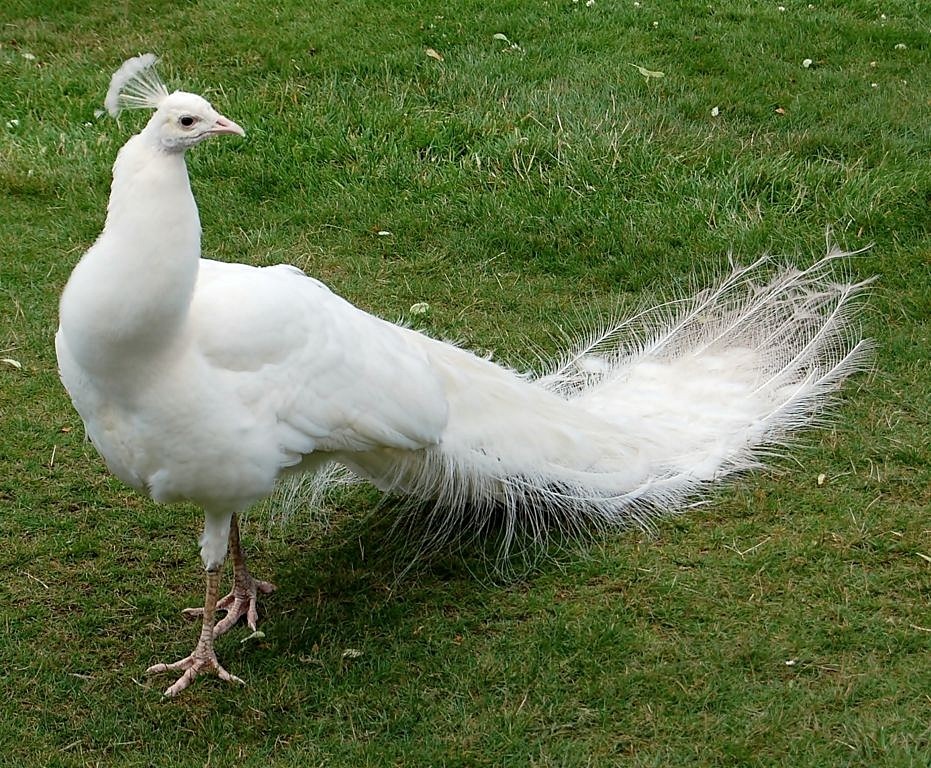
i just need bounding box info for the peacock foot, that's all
[182,567,276,637]
[182,513,276,638]
[145,637,244,697]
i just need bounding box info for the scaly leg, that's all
[182,514,276,637]
[146,568,245,697]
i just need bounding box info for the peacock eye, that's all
[180,115,197,128]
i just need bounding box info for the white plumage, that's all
[57,56,871,696]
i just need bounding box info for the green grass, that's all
[1,0,929,765]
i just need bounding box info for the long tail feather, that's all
[281,246,872,561]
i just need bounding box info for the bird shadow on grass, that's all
[246,496,597,660]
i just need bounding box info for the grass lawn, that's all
[1,0,929,765]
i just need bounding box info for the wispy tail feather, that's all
[275,246,871,560]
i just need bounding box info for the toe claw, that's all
[217,668,246,687]
[163,668,197,698]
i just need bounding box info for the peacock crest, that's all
[104,53,169,117]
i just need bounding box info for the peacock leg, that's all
[182,513,276,637]
[146,568,245,697]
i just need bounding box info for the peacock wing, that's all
[190,259,449,459]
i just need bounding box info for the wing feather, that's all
[190,260,448,459]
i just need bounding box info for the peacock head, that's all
[104,54,244,152]
[147,91,244,151]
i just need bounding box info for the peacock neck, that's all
[59,134,202,376]
[104,133,199,235]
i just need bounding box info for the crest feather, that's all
[104,53,169,117]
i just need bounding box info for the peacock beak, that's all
[210,115,245,137]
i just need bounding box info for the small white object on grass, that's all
[629,62,664,78]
